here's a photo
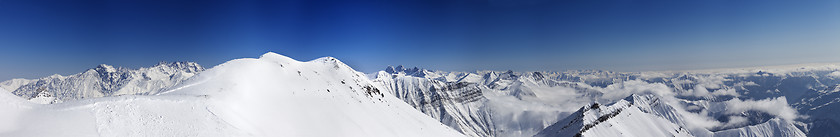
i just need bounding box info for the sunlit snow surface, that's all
[3,52,840,137]
[0,52,465,137]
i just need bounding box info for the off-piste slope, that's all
[0,88,246,137]
[0,52,465,137]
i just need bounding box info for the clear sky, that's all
[1,0,839,80]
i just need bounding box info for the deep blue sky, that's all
[1,0,839,80]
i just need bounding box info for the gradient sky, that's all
[1,0,839,80]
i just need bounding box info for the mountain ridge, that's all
[0,61,204,104]
[0,52,467,137]
[375,64,836,137]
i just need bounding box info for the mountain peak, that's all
[259,52,299,63]
[395,65,405,71]
[535,95,693,137]
[47,74,64,79]
[94,64,118,73]
[383,65,428,77]
[152,61,204,72]
[623,93,653,103]
[385,66,397,73]
[155,61,194,66]
[314,56,343,64]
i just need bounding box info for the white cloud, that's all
[721,116,749,128]
[675,105,722,129]
[599,80,723,131]
[681,86,711,97]
[733,81,758,87]
[695,74,729,89]
[593,79,795,133]
[600,80,674,100]
[828,71,840,78]
[733,81,758,90]
[723,97,800,121]
[679,86,739,98]
[711,88,739,96]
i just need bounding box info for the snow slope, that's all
[0,87,248,137]
[0,52,465,137]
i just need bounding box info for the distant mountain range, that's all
[371,64,839,137]
[1,62,203,104]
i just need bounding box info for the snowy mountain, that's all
[2,53,839,137]
[0,52,466,137]
[372,67,613,137]
[373,64,840,137]
[534,94,693,137]
[535,94,805,137]
[714,118,806,137]
[0,62,204,104]
[374,68,494,137]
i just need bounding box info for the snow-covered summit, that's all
[258,52,300,63]
[95,64,118,73]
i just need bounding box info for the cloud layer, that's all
[723,97,800,121]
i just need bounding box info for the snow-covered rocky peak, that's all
[1,62,205,103]
[536,93,807,137]
[373,68,491,137]
[535,94,693,137]
[385,65,431,78]
[316,56,356,72]
[95,64,118,73]
[713,118,806,137]
[152,61,204,73]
